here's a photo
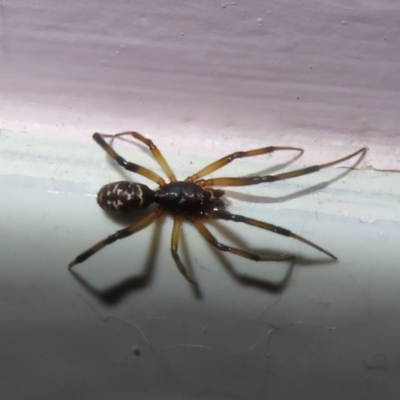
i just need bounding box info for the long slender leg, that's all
[195,147,367,187]
[170,217,197,284]
[68,211,159,268]
[186,146,303,182]
[191,218,295,262]
[93,133,166,186]
[106,131,176,182]
[207,210,337,260]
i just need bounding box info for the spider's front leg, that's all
[191,218,295,262]
[187,146,303,182]
[206,210,337,260]
[195,147,367,187]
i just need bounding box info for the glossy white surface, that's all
[1,131,399,399]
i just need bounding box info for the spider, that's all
[69,131,366,284]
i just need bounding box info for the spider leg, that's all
[68,211,159,269]
[93,133,167,186]
[207,210,337,260]
[191,218,295,262]
[170,217,197,285]
[101,131,177,182]
[186,146,303,182]
[195,147,367,187]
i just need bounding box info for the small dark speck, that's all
[132,347,141,356]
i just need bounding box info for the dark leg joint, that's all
[274,227,291,237]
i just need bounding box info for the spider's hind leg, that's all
[170,217,197,285]
[93,133,166,186]
[69,212,159,268]
[100,131,177,182]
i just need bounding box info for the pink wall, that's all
[1,0,398,169]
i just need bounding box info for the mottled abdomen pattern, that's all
[97,181,154,213]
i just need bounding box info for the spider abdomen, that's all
[97,181,154,213]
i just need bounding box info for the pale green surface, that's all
[0,170,399,399]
